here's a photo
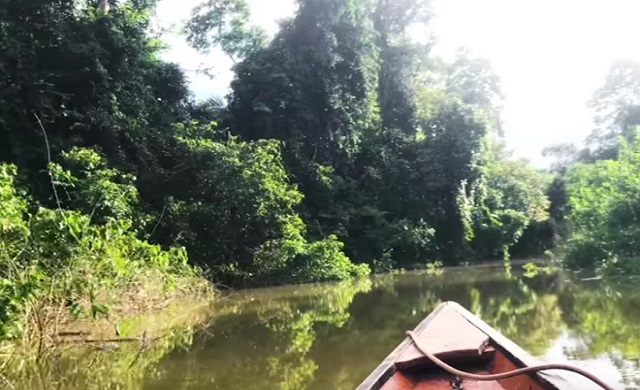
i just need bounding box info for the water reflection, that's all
[12,266,639,389]
[557,278,640,388]
[137,267,640,390]
[2,302,214,390]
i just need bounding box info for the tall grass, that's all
[1,298,215,390]
[0,163,213,359]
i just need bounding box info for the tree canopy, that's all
[0,0,560,297]
[543,59,640,274]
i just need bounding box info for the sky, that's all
[156,0,640,167]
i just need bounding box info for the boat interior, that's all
[357,302,568,390]
[379,349,546,390]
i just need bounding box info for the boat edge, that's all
[446,301,574,390]
[355,301,575,390]
[353,302,449,390]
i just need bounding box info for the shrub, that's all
[0,163,202,341]
[565,136,640,271]
[153,122,370,285]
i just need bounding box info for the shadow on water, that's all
[6,265,640,389]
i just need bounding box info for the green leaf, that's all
[90,303,110,320]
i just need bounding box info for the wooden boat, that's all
[356,301,611,390]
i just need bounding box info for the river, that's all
[138,264,640,389]
[6,264,640,389]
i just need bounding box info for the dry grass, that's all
[1,272,214,362]
[0,273,216,390]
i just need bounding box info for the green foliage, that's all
[471,141,551,259]
[50,147,141,226]
[186,0,267,62]
[0,0,190,200]
[0,163,199,340]
[228,0,380,162]
[1,0,559,305]
[288,235,370,283]
[545,60,640,274]
[0,165,34,338]
[221,0,548,270]
[587,61,640,160]
[0,165,29,261]
[565,132,640,271]
[152,122,368,285]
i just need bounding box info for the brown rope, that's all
[406,331,614,390]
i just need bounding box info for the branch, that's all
[33,113,62,213]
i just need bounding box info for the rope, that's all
[406,331,614,390]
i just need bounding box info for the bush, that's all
[50,147,142,227]
[152,122,370,285]
[0,163,202,341]
[471,152,551,260]
[289,235,371,283]
[565,135,640,272]
[0,164,29,262]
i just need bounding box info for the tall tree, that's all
[0,0,191,202]
[185,0,267,63]
[565,131,640,271]
[181,0,548,270]
[542,143,581,173]
[471,140,551,259]
[423,103,487,262]
[373,0,433,134]
[587,60,640,160]
[228,0,379,164]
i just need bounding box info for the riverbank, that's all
[0,274,215,390]
[0,162,215,364]
[0,271,214,355]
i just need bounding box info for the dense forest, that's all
[2,0,640,343]
[545,60,640,273]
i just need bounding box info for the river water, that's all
[8,265,640,389]
[138,265,640,390]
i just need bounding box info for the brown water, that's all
[6,265,640,389]
[139,265,640,390]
